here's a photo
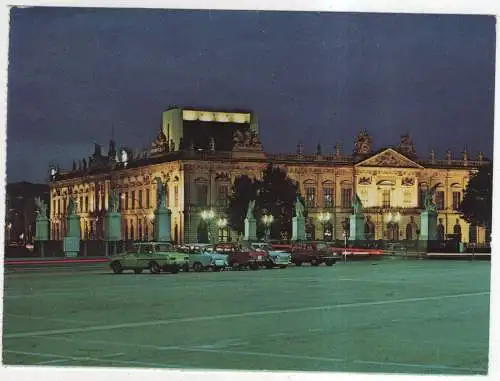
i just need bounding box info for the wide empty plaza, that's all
[2,259,491,375]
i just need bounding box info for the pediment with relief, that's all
[355,148,423,168]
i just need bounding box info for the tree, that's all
[227,164,302,240]
[256,164,300,240]
[459,163,493,230]
[227,175,259,235]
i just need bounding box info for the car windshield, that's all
[316,243,327,251]
[134,244,154,254]
[155,243,173,252]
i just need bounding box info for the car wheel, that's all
[325,260,335,266]
[171,266,179,274]
[311,258,319,267]
[111,261,123,274]
[149,261,161,274]
[133,268,143,274]
[232,262,240,271]
[250,263,259,270]
[193,262,203,272]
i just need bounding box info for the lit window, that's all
[323,188,333,208]
[341,188,352,209]
[305,187,316,208]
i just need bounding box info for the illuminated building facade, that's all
[48,107,490,245]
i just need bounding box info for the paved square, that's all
[2,259,491,375]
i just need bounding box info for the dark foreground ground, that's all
[2,258,491,375]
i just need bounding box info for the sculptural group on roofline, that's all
[233,128,262,150]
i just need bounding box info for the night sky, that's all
[6,7,496,183]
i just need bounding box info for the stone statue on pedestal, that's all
[423,189,438,214]
[155,177,167,208]
[292,196,306,241]
[34,197,48,218]
[295,196,305,217]
[352,194,363,215]
[108,188,120,213]
[67,196,77,215]
[246,200,256,219]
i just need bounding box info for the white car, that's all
[250,242,291,268]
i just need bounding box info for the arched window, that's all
[197,220,209,243]
[218,227,230,242]
[323,222,333,241]
[130,220,135,240]
[469,223,478,243]
[406,223,413,241]
[387,223,399,241]
[306,219,316,241]
[437,223,445,241]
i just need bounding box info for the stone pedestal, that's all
[244,217,257,241]
[349,214,365,241]
[155,207,172,242]
[105,212,122,241]
[35,217,49,241]
[64,215,81,257]
[35,216,49,257]
[419,211,438,241]
[63,237,80,257]
[292,216,305,241]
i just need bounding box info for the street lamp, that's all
[261,214,274,241]
[317,212,332,241]
[201,209,215,243]
[6,222,12,244]
[216,217,228,242]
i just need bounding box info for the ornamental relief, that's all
[358,176,372,185]
[401,177,415,186]
[359,149,421,168]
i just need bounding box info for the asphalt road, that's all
[2,258,491,375]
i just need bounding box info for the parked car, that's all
[179,244,228,272]
[109,242,189,274]
[250,242,291,268]
[290,242,339,266]
[213,242,269,270]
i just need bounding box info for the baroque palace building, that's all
[48,107,490,245]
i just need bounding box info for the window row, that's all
[418,190,462,210]
[194,184,230,207]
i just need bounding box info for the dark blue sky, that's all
[6,7,496,183]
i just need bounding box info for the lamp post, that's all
[341,217,349,261]
[261,214,274,242]
[216,217,228,242]
[201,209,215,243]
[317,212,332,241]
[7,222,12,244]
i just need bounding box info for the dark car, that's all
[213,243,269,270]
[290,242,339,266]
